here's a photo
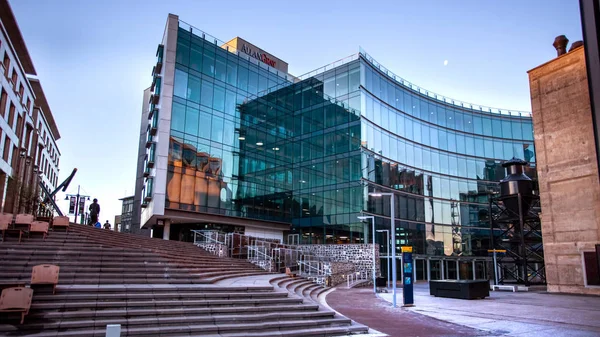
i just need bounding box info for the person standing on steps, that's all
[88,198,100,226]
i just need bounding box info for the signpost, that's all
[401,246,414,307]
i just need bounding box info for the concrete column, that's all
[426,259,431,281]
[456,260,460,280]
[162,219,171,240]
[472,260,476,280]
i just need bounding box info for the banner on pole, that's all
[78,198,85,215]
[68,196,76,214]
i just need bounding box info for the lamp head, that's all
[369,193,383,197]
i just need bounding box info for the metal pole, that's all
[493,251,499,285]
[456,260,459,280]
[441,260,445,280]
[386,230,390,289]
[472,260,476,280]
[413,257,417,282]
[74,185,80,225]
[372,217,376,294]
[517,193,529,286]
[488,196,496,285]
[390,193,397,308]
[426,259,431,281]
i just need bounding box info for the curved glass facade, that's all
[159,21,536,258]
[360,58,536,257]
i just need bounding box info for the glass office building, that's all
[136,15,536,274]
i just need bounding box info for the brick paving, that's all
[326,287,488,337]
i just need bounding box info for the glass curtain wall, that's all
[238,62,363,244]
[359,58,536,258]
[166,25,290,217]
[166,22,537,256]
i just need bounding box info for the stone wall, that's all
[297,244,380,277]
[325,261,356,286]
[528,46,600,295]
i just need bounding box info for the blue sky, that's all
[9,0,583,223]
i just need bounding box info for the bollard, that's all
[106,324,121,337]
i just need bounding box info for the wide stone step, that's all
[0,269,257,279]
[28,303,320,320]
[0,324,368,337]
[32,290,288,302]
[30,296,304,310]
[55,284,274,292]
[138,317,353,335]
[0,266,235,273]
[0,259,245,268]
[0,252,220,261]
[1,311,337,332]
[0,261,256,272]
[0,278,213,285]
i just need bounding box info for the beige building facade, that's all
[528,41,600,295]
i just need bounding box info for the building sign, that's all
[241,44,276,68]
[222,37,289,73]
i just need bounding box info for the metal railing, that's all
[298,257,327,284]
[247,245,274,272]
[191,230,225,245]
[346,271,370,288]
[191,230,333,281]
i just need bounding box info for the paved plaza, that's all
[215,275,600,336]
[373,283,600,336]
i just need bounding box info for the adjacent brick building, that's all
[0,0,61,216]
[528,39,600,295]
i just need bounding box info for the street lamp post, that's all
[376,229,390,289]
[358,215,376,294]
[368,192,397,307]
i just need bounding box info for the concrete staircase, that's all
[270,276,330,303]
[0,224,369,336]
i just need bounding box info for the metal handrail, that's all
[247,246,273,272]
[297,260,325,277]
[346,271,369,288]
[191,230,225,245]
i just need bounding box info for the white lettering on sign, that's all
[241,44,276,68]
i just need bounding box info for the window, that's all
[11,145,17,167]
[170,102,185,132]
[2,52,9,76]
[584,246,600,286]
[18,83,23,99]
[173,69,188,98]
[10,70,17,89]
[25,98,31,112]
[16,115,22,139]
[1,136,7,162]
[0,88,7,117]
[7,103,15,129]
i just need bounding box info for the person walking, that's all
[103,220,111,230]
[89,198,100,226]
